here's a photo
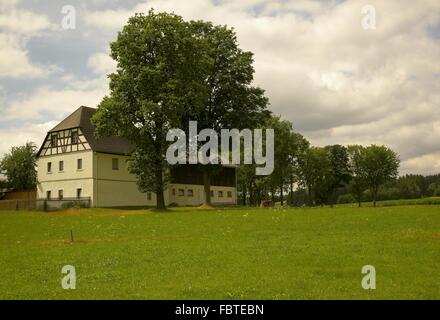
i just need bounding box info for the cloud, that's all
[2,0,440,175]
[0,34,55,78]
[401,152,440,176]
[0,121,57,156]
[0,0,57,78]
[87,52,117,74]
[1,80,108,122]
[0,4,53,35]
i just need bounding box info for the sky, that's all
[0,0,440,175]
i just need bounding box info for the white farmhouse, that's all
[36,106,237,207]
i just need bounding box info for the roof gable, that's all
[39,106,133,156]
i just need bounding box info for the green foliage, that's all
[182,20,270,206]
[92,11,270,208]
[428,182,440,196]
[299,145,352,206]
[237,115,308,206]
[358,145,400,206]
[324,145,351,206]
[347,145,367,206]
[337,193,356,204]
[92,11,209,209]
[0,142,37,191]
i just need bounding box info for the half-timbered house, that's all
[36,106,237,207]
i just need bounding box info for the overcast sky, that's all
[1,0,440,175]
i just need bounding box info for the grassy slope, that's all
[0,206,439,299]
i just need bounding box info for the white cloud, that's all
[0,6,53,35]
[87,52,117,74]
[0,121,57,156]
[1,81,108,122]
[2,0,440,174]
[0,0,57,78]
[0,34,54,78]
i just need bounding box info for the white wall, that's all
[37,150,236,207]
[37,150,94,201]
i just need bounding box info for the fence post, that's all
[15,201,19,211]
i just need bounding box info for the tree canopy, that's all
[92,11,209,209]
[0,142,37,191]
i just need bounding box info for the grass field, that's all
[0,205,439,299]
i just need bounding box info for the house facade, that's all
[36,106,237,207]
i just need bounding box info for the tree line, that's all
[237,116,402,207]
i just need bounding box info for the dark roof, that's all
[48,106,133,155]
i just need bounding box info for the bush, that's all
[61,201,88,209]
[338,194,355,204]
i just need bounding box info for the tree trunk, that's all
[271,188,275,204]
[290,179,294,206]
[155,166,165,210]
[202,166,212,207]
[242,185,247,205]
[280,185,284,206]
[249,182,254,206]
[373,187,377,207]
[330,191,335,208]
[307,184,313,207]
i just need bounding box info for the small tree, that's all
[0,142,37,190]
[347,145,367,207]
[359,145,400,206]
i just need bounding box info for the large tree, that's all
[183,21,269,207]
[358,145,400,206]
[0,142,37,191]
[92,11,207,209]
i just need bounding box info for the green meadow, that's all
[0,205,439,299]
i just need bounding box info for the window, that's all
[51,134,58,147]
[172,188,176,196]
[71,131,79,144]
[77,158,83,170]
[58,190,63,200]
[187,189,194,197]
[46,190,51,200]
[76,188,82,199]
[47,162,52,173]
[178,189,184,196]
[227,191,232,198]
[218,191,224,198]
[147,192,152,200]
[112,158,119,170]
[59,161,64,172]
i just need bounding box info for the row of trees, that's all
[237,116,400,207]
[0,11,434,210]
[336,173,440,204]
